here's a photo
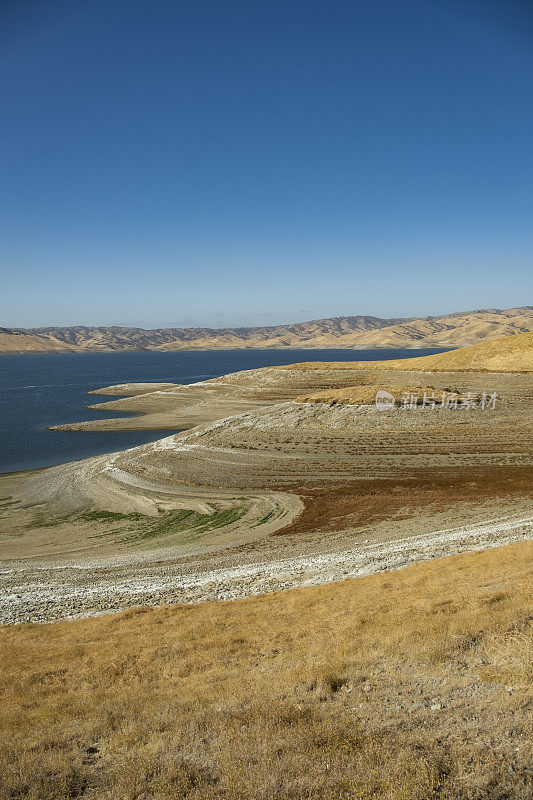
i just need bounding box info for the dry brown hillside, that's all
[155,307,533,350]
[0,331,74,352]
[332,307,533,348]
[1,307,532,352]
[282,331,533,373]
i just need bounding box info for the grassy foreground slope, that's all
[1,541,531,800]
[281,331,533,373]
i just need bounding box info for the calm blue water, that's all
[0,348,446,473]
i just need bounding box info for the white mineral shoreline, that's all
[2,512,531,626]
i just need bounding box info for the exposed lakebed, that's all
[0,348,445,472]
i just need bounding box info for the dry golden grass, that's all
[1,542,532,800]
[295,385,436,405]
[0,333,73,353]
[280,331,533,373]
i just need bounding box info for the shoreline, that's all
[1,334,531,625]
[0,345,454,354]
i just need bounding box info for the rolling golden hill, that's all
[0,330,74,353]
[282,331,533,373]
[0,306,531,352]
[157,307,533,351]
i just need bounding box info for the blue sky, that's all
[1,0,532,328]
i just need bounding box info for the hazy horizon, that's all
[6,302,531,332]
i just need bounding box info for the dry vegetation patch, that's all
[295,385,436,405]
[1,542,532,800]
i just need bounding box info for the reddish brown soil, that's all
[275,465,533,535]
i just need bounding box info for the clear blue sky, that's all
[1,0,532,328]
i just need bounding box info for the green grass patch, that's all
[251,508,278,528]
[0,496,16,508]
[117,506,248,546]
[22,505,249,547]
[33,514,69,528]
[79,510,144,523]
[26,508,144,529]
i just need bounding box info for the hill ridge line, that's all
[1,305,532,352]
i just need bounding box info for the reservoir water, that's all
[0,348,446,473]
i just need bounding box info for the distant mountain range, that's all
[1,306,532,352]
